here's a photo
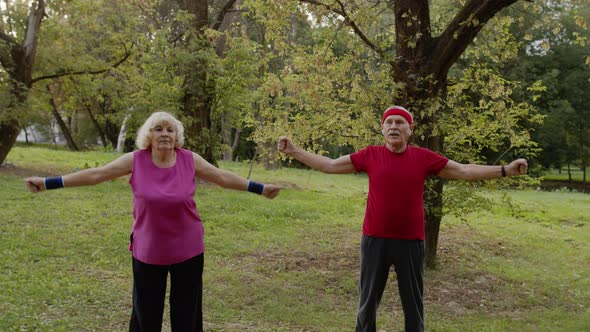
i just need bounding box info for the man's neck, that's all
[385,143,408,153]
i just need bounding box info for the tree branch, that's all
[0,31,18,46]
[23,0,46,61]
[299,0,344,16]
[211,0,238,31]
[430,0,520,80]
[300,0,385,58]
[31,42,134,84]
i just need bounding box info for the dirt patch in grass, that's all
[241,245,359,273]
[232,224,565,319]
[0,163,55,177]
[270,180,302,190]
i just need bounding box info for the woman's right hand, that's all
[24,177,44,193]
[262,183,282,199]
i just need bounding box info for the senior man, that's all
[278,106,528,332]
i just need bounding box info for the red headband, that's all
[382,106,412,125]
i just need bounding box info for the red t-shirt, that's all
[350,145,448,240]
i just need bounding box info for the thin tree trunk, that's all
[222,127,232,161]
[116,112,131,152]
[48,85,79,151]
[85,104,108,148]
[231,128,241,159]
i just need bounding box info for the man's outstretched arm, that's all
[438,158,528,181]
[278,136,356,174]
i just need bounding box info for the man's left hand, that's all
[506,158,528,176]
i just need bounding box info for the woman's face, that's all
[150,121,176,151]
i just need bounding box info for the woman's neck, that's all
[151,148,176,167]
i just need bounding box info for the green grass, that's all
[1,146,589,331]
[543,167,586,182]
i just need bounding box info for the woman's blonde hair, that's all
[135,111,185,149]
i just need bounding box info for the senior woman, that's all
[24,111,282,331]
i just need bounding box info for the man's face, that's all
[382,115,413,147]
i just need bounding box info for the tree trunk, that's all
[48,85,79,151]
[390,0,520,268]
[85,104,108,148]
[24,127,30,144]
[582,137,587,183]
[423,177,445,267]
[217,0,241,163]
[222,126,232,161]
[410,120,445,267]
[231,128,241,159]
[0,121,21,164]
[175,0,238,166]
[175,0,215,164]
[117,112,132,152]
[104,118,120,148]
[0,0,46,165]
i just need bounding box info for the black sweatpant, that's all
[129,254,204,332]
[356,235,424,332]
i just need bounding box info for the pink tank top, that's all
[129,148,204,265]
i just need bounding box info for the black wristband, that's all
[247,180,264,195]
[45,176,64,189]
[501,165,506,177]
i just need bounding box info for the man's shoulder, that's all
[407,145,448,162]
[407,145,436,154]
[353,145,387,155]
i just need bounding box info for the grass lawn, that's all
[543,167,586,182]
[1,146,588,331]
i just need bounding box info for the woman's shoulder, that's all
[177,148,194,157]
[133,148,149,155]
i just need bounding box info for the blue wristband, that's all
[45,176,64,190]
[247,180,264,195]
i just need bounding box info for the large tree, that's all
[0,0,133,164]
[163,0,238,163]
[247,0,545,267]
[0,0,46,165]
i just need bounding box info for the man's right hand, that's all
[278,136,296,155]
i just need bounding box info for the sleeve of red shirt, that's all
[423,148,449,175]
[350,146,371,173]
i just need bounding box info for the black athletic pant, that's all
[129,254,204,332]
[356,236,424,332]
